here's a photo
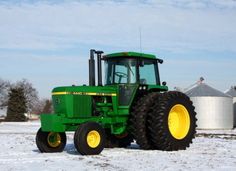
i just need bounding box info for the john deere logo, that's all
[55,98,60,105]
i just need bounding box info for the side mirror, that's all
[162,81,167,86]
[157,59,163,64]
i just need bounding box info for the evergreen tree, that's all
[6,87,27,121]
[15,79,39,113]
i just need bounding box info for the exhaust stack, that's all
[88,49,104,86]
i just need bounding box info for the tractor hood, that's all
[51,85,117,118]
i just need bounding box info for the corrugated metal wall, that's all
[191,97,233,129]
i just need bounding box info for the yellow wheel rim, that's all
[168,104,190,140]
[87,130,101,148]
[47,132,61,148]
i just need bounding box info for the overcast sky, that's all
[0,0,236,98]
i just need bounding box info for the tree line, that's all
[0,78,52,121]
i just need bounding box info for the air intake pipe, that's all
[89,49,96,86]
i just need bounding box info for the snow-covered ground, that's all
[0,121,235,171]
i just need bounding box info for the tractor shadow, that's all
[32,144,80,155]
[32,143,141,155]
[32,149,40,153]
[64,142,140,155]
[127,143,140,149]
[65,143,79,155]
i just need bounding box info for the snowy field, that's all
[0,121,235,171]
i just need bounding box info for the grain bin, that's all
[225,86,236,127]
[185,83,233,129]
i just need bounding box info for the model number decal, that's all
[52,92,117,96]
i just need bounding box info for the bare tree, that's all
[31,98,53,115]
[0,78,11,109]
[42,99,53,114]
[31,99,45,115]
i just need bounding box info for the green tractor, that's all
[36,49,197,155]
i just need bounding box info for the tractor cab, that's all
[103,52,166,105]
[103,52,162,86]
[88,50,167,106]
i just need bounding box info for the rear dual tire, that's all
[130,92,159,149]
[130,91,197,151]
[148,91,197,151]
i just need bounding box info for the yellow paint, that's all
[52,92,117,96]
[168,104,190,140]
[47,132,61,148]
[86,130,101,148]
[52,92,68,95]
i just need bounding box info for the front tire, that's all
[148,91,197,151]
[36,128,67,153]
[74,122,105,155]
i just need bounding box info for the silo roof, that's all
[225,86,236,97]
[185,83,231,97]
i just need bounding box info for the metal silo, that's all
[185,83,233,129]
[225,86,236,127]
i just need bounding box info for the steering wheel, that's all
[114,72,128,83]
[114,72,128,78]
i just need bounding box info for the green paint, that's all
[148,84,168,91]
[40,51,168,135]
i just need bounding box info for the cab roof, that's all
[103,52,156,60]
